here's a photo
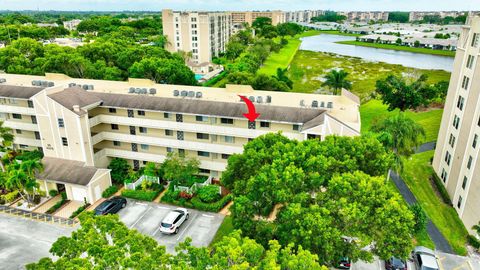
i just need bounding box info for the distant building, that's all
[432,15,480,235]
[346,11,389,22]
[284,10,325,23]
[43,38,86,48]
[408,11,467,22]
[358,34,457,50]
[63,19,82,31]
[162,9,232,64]
[36,23,59,28]
[230,10,285,28]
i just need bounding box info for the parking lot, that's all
[117,199,225,253]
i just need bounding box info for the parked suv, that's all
[94,196,127,215]
[160,208,189,234]
[385,256,407,270]
[412,246,439,270]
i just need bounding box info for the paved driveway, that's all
[0,213,74,269]
[117,199,225,253]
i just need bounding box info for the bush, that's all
[191,194,233,212]
[15,150,43,161]
[196,185,221,203]
[46,196,67,214]
[61,191,67,200]
[468,235,480,249]
[33,194,41,205]
[102,186,119,198]
[179,191,193,200]
[69,204,90,219]
[161,189,180,203]
[49,189,58,197]
[431,173,452,205]
[4,190,19,203]
[121,188,162,202]
[410,203,427,233]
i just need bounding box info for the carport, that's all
[36,157,112,204]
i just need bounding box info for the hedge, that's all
[121,187,163,202]
[46,193,68,214]
[102,186,119,198]
[430,173,453,205]
[468,235,480,249]
[191,194,232,212]
[69,203,90,219]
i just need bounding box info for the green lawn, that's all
[401,151,468,255]
[336,40,456,57]
[288,50,451,101]
[360,100,443,142]
[259,30,320,76]
[209,216,234,246]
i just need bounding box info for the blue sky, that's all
[0,0,476,12]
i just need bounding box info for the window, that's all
[471,33,479,48]
[109,108,117,113]
[111,124,119,130]
[220,118,234,124]
[167,147,173,153]
[467,156,473,169]
[457,196,462,209]
[260,121,270,128]
[164,112,171,119]
[196,115,208,122]
[198,151,210,157]
[445,151,451,165]
[178,149,185,157]
[176,114,183,123]
[466,55,475,69]
[224,136,235,143]
[462,76,470,90]
[293,124,300,131]
[441,168,447,182]
[473,134,478,149]
[449,134,456,148]
[12,113,22,119]
[197,133,209,140]
[27,100,34,108]
[138,110,145,116]
[199,168,210,174]
[31,116,37,124]
[143,161,147,165]
[221,154,230,159]
[139,127,147,133]
[58,118,64,127]
[62,137,68,146]
[165,129,173,136]
[140,144,149,150]
[453,115,460,129]
[113,141,121,146]
[127,109,134,118]
[457,96,464,111]
[16,129,21,134]
[34,131,40,140]
[19,144,28,149]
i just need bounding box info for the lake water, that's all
[300,34,454,72]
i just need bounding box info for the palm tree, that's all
[322,69,352,95]
[4,159,42,204]
[0,121,14,172]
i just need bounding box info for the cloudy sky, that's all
[0,0,476,11]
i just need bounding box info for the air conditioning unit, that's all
[180,90,188,97]
[88,85,94,90]
[312,100,318,108]
[31,80,39,86]
[0,78,5,83]
[41,81,48,87]
[142,88,147,94]
[68,83,76,88]
[248,96,255,102]
[129,87,136,93]
[327,102,333,108]
[257,96,263,103]
[266,95,272,103]
[188,91,195,97]
[173,90,179,96]
[300,100,305,107]
[149,88,157,95]
[47,82,55,87]
[196,92,203,98]
[320,101,325,108]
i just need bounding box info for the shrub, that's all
[102,186,119,198]
[430,173,452,205]
[4,190,19,203]
[61,191,67,200]
[15,150,43,161]
[33,194,41,205]
[191,194,233,212]
[196,185,221,203]
[121,189,161,202]
[179,191,194,200]
[468,235,480,249]
[49,189,58,197]
[161,189,180,203]
[70,204,90,219]
[46,197,67,214]
[410,203,427,233]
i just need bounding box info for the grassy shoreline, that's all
[336,40,456,57]
[313,30,361,37]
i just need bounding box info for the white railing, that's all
[3,121,39,131]
[173,176,221,194]
[0,105,36,115]
[125,175,160,190]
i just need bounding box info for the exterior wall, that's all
[87,170,111,203]
[432,16,480,235]
[37,180,58,195]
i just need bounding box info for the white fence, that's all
[173,176,221,194]
[125,175,160,190]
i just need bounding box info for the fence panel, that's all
[125,175,160,190]
[0,204,77,227]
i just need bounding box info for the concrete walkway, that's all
[32,195,61,214]
[55,201,83,218]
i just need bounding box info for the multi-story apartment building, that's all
[432,16,480,235]
[408,11,467,22]
[284,10,325,23]
[346,11,389,22]
[162,9,232,64]
[63,19,82,31]
[230,11,285,27]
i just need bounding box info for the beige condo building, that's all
[162,9,232,64]
[230,10,286,27]
[0,73,361,204]
[432,16,480,235]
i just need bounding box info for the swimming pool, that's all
[195,74,204,80]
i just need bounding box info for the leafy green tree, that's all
[410,203,428,233]
[225,41,246,60]
[252,17,272,29]
[108,158,131,184]
[276,23,303,37]
[275,68,293,88]
[143,162,159,177]
[311,11,346,23]
[128,57,197,85]
[161,152,200,185]
[321,69,352,95]
[0,121,14,172]
[4,161,41,204]
[375,74,436,111]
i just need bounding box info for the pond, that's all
[300,34,454,72]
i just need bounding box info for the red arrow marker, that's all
[239,95,260,122]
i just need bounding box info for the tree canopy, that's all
[322,69,352,95]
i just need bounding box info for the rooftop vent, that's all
[149,88,157,95]
[188,91,195,97]
[300,100,305,107]
[0,78,6,83]
[320,101,325,107]
[129,87,136,93]
[196,91,203,98]
[141,88,147,94]
[82,85,89,90]
[173,90,179,96]
[180,90,188,97]
[68,83,76,88]
[256,96,263,103]
[47,82,55,87]
[266,95,272,103]
[327,102,333,108]
[312,100,318,108]
[249,96,255,102]
[40,81,48,87]
[31,80,40,86]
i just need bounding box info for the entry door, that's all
[94,185,101,201]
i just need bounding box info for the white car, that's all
[160,208,189,234]
[413,246,440,270]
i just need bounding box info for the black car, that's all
[337,257,351,269]
[94,196,127,215]
[385,257,407,270]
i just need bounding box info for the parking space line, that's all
[202,214,214,218]
[135,202,148,206]
[176,213,197,241]
[152,226,161,236]
[156,206,169,210]
[129,206,151,229]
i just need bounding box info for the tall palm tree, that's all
[322,69,352,95]
[0,121,14,172]
[5,163,40,204]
